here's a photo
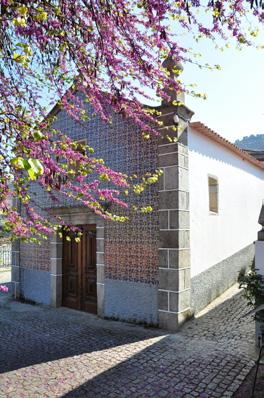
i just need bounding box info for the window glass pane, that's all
[208,177,218,213]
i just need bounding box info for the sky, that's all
[181,38,264,143]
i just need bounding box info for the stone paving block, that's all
[0,290,257,397]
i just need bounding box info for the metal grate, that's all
[0,244,12,268]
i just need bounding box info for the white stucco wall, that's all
[189,126,264,278]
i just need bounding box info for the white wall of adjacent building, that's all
[188,126,264,278]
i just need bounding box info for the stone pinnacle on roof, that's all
[161,56,185,106]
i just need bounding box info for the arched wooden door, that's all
[62,225,97,314]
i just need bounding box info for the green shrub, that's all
[238,261,264,321]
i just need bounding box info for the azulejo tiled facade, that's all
[11,89,195,330]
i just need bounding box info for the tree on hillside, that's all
[0,0,263,240]
[235,134,264,150]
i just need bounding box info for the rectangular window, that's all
[208,176,218,214]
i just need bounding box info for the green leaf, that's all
[27,167,36,180]
[27,158,44,180]
[33,130,44,141]
[10,157,32,171]
[22,159,31,170]
[10,157,25,169]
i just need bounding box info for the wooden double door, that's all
[62,225,97,314]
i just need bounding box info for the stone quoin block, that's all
[159,269,179,291]
[169,210,190,230]
[159,191,179,209]
[159,211,169,229]
[159,230,189,249]
[97,283,105,317]
[164,166,178,190]
[159,190,189,212]
[158,153,178,167]
[158,143,178,155]
[158,311,179,330]
[50,241,62,260]
[178,191,189,210]
[50,258,62,275]
[97,264,105,284]
[169,290,190,312]
[178,154,187,168]
[158,290,169,311]
[169,249,190,269]
[178,167,189,191]
[178,230,190,249]
[96,239,104,253]
[159,249,168,268]
[51,274,62,307]
[178,268,191,291]
[177,144,188,156]
[159,230,179,248]
[96,252,104,265]
[96,227,105,239]
[158,172,165,190]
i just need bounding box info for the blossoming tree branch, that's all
[0,0,263,240]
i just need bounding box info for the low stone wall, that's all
[191,244,254,314]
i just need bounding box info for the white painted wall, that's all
[189,126,264,278]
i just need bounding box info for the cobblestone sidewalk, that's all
[0,285,259,397]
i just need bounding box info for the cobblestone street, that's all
[0,286,261,397]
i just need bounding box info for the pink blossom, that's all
[0,285,8,293]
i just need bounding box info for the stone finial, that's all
[162,56,184,75]
[258,201,264,240]
[161,56,185,106]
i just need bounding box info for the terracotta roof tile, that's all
[190,121,264,171]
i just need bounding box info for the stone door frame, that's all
[49,207,105,316]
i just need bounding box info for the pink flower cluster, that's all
[0,285,8,293]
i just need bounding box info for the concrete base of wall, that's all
[191,244,254,314]
[104,279,158,325]
[19,268,51,305]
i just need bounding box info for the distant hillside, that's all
[235,134,264,151]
